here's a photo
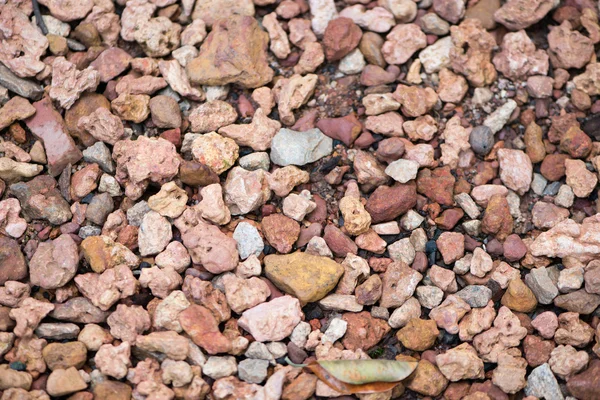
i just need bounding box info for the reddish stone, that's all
[24,97,83,177]
[90,47,133,82]
[63,93,110,147]
[160,128,182,148]
[261,214,300,254]
[316,113,362,146]
[567,359,600,400]
[468,380,509,400]
[291,109,318,131]
[179,304,232,355]
[306,194,327,223]
[486,238,504,256]
[435,208,464,230]
[342,311,391,351]
[540,153,570,181]
[481,194,513,241]
[322,17,362,61]
[365,183,417,224]
[412,251,428,273]
[375,137,405,164]
[523,335,554,367]
[503,234,527,261]
[296,223,322,248]
[559,126,592,159]
[354,131,376,149]
[323,224,358,257]
[548,112,579,143]
[445,382,471,400]
[237,94,255,118]
[0,236,27,285]
[369,257,392,272]
[360,65,400,86]
[416,167,456,206]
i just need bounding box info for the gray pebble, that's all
[238,359,269,384]
[456,285,492,307]
[78,225,102,239]
[82,142,115,173]
[86,193,114,225]
[127,201,151,227]
[469,125,494,156]
[543,181,561,196]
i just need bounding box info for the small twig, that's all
[32,0,48,35]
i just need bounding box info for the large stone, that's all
[29,234,79,290]
[0,5,48,78]
[525,267,559,304]
[501,278,538,312]
[264,252,344,303]
[191,0,254,27]
[270,128,333,166]
[186,16,273,88]
[238,295,303,342]
[397,318,439,351]
[179,217,239,274]
[365,183,417,223]
[497,149,533,195]
[24,97,82,177]
[46,367,87,397]
[530,215,600,263]
[179,304,232,355]
[436,343,484,381]
[342,311,391,351]
[9,176,72,225]
[81,235,138,273]
[525,363,564,400]
[494,0,559,30]
[403,358,448,397]
[567,359,600,400]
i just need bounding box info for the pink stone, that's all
[24,97,83,177]
[238,295,303,342]
[531,311,559,339]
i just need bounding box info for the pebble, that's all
[264,252,343,303]
[385,158,419,183]
[497,149,533,195]
[321,317,347,344]
[524,363,564,400]
[203,356,238,380]
[469,125,494,156]
[46,367,88,397]
[270,128,333,166]
[524,267,559,305]
[456,285,492,308]
[233,222,264,260]
[436,343,484,381]
[397,318,439,351]
[138,211,172,256]
[238,359,269,384]
[238,296,303,342]
[483,100,517,134]
[501,278,538,313]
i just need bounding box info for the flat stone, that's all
[264,252,344,303]
[186,16,272,88]
[0,63,44,100]
[525,267,559,305]
[24,97,82,177]
[270,128,333,166]
[238,295,303,342]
